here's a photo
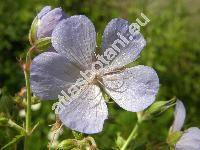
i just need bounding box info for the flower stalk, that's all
[121,112,143,150]
[24,46,34,149]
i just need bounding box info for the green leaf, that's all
[1,134,24,150]
[30,122,40,135]
[0,93,17,116]
[0,117,26,134]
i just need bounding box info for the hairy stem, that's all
[8,119,26,134]
[120,112,143,150]
[24,47,34,149]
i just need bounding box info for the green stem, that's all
[121,123,139,150]
[24,69,31,149]
[120,113,143,150]
[24,47,34,149]
[24,69,31,131]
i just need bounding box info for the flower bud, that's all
[29,6,68,50]
[72,131,83,140]
[29,16,38,45]
[34,37,51,52]
[36,6,68,39]
[143,99,176,120]
[57,139,78,150]
[167,131,183,146]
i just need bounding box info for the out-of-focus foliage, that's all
[0,0,199,149]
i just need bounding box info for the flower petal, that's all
[37,7,68,38]
[176,127,200,150]
[102,65,159,112]
[59,85,108,134]
[52,15,96,70]
[30,52,81,100]
[102,18,146,68]
[171,100,186,132]
[37,6,51,19]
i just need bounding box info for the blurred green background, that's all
[0,0,200,149]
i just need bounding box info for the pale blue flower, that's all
[176,127,200,150]
[171,100,200,150]
[30,15,159,134]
